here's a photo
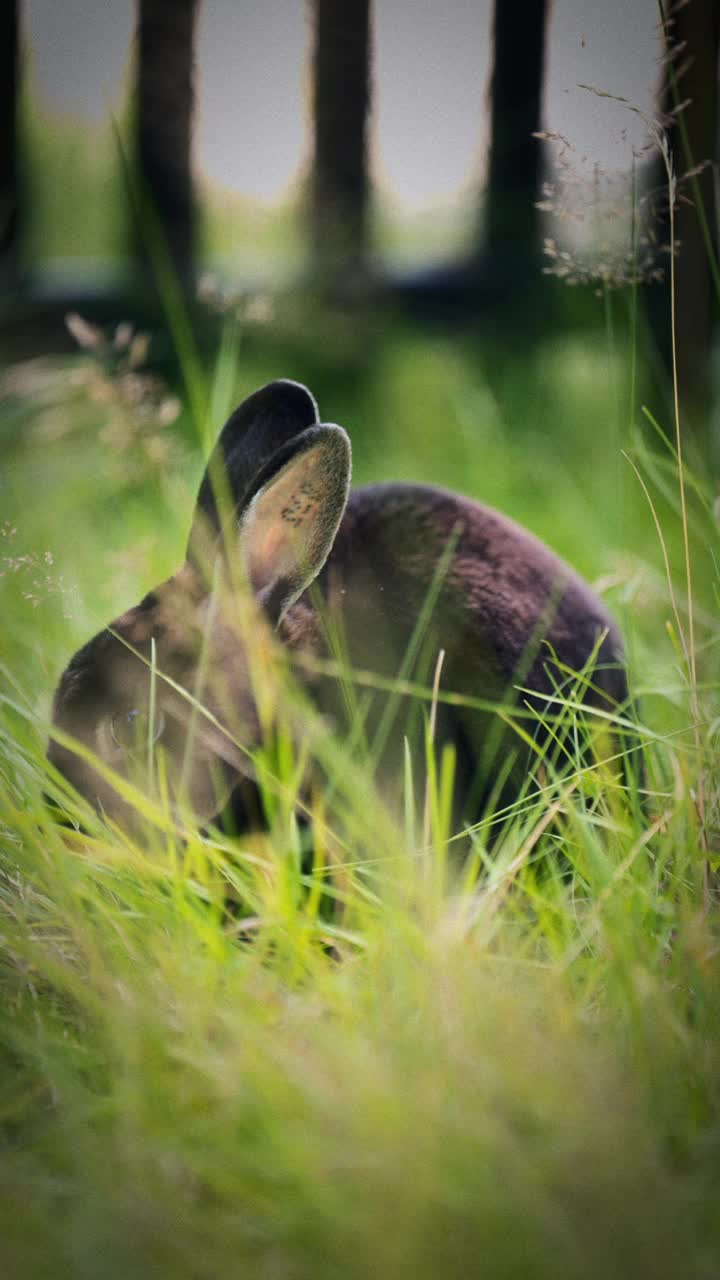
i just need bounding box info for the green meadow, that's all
[1,112,719,1277]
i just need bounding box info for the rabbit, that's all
[48,378,631,837]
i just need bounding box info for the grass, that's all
[1,283,719,1280]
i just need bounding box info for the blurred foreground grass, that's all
[1,307,719,1278]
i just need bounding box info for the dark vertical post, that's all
[0,0,20,290]
[310,0,372,295]
[655,0,719,423]
[135,0,198,289]
[482,0,549,276]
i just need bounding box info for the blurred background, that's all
[2,1,716,400]
[5,0,665,283]
[0,0,718,711]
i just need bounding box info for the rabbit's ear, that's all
[238,424,351,625]
[189,380,319,560]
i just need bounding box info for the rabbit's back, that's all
[307,482,626,707]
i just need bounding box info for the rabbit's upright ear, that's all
[188,379,320,565]
[238,424,351,625]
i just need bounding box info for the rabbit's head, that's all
[48,380,352,829]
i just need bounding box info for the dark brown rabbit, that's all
[48,379,630,834]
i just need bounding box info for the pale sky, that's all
[23,0,662,209]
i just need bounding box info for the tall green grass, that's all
[1,304,719,1277]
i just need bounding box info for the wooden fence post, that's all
[0,0,20,290]
[654,0,719,428]
[482,0,549,279]
[310,0,372,296]
[135,0,199,290]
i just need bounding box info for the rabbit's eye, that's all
[104,707,166,755]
